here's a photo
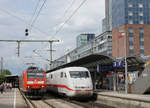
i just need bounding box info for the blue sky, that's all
[0,0,105,75]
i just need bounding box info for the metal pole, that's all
[17,41,21,57]
[123,33,128,94]
[1,57,3,75]
[49,42,52,65]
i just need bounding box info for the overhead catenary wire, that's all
[0,7,50,36]
[29,0,41,26]
[54,0,76,30]
[33,0,88,59]
[54,0,87,36]
[29,0,47,31]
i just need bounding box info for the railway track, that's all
[20,90,114,108]
[20,89,56,108]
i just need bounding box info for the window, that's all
[27,70,44,78]
[139,28,144,34]
[128,28,133,34]
[139,20,143,24]
[51,74,53,79]
[129,49,134,54]
[64,73,67,78]
[140,37,144,41]
[129,37,133,42]
[69,71,89,78]
[138,3,143,8]
[61,72,63,78]
[129,45,134,50]
[139,12,143,16]
[128,11,133,16]
[140,49,144,53]
[128,4,133,8]
[140,45,144,49]
[129,20,133,24]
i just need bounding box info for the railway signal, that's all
[25,29,29,36]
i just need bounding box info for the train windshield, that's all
[69,71,89,78]
[27,70,44,78]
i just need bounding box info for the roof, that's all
[47,55,146,73]
[117,55,145,72]
[47,54,115,73]
[5,75,19,78]
[119,55,145,65]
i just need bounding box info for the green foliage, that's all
[2,69,11,75]
[0,69,11,77]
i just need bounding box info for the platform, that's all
[96,91,150,108]
[0,88,26,108]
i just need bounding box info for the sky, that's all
[0,0,105,75]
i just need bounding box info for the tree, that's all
[2,69,11,75]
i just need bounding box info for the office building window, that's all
[129,37,133,42]
[129,20,133,24]
[139,28,144,34]
[139,12,143,16]
[139,20,144,24]
[129,49,134,55]
[128,4,133,8]
[140,45,144,49]
[140,49,144,53]
[128,28,133,34]
[129,45,134,50]
[138,3,143,8]
[128,11,133,16]
[139,28,144,56]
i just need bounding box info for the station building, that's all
[51,31,112,70]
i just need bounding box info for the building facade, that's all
[76,33,95,48]
[51,31,112,70]
[112,0,150,58]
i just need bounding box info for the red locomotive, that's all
[19,66,46,98]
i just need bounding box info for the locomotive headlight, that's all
[38,81,44,84]
[27,81,34,84]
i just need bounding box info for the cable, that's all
[29,0,47,30]
[0,7,50,36]
[29,0,41,25]
[54,0,87,36]
[33,0,88,58]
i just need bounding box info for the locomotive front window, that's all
[69,71,89,78]
[27,70,44,78]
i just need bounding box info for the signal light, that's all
[25,29,29,36]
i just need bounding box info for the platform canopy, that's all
[119,55,145,65]
[118,55,145,72]
[47,54,115,73]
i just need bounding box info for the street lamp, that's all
[119,30,128,94]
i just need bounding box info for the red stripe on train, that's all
[47,84,93,91]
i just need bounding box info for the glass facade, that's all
[139,28,144,56]
[128,28,134,55]
[112,0,150,29]
[76,34,95,48]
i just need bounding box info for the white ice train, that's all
[46,67,93,98]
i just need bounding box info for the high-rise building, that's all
[76,33,95,48]
[102,18,107,32]
[104,0,112,32]
[112,0,150,58]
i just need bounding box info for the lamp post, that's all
[119,31,128,94]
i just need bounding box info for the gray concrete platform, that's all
[0,88,26,108]
[96,91,150,108]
